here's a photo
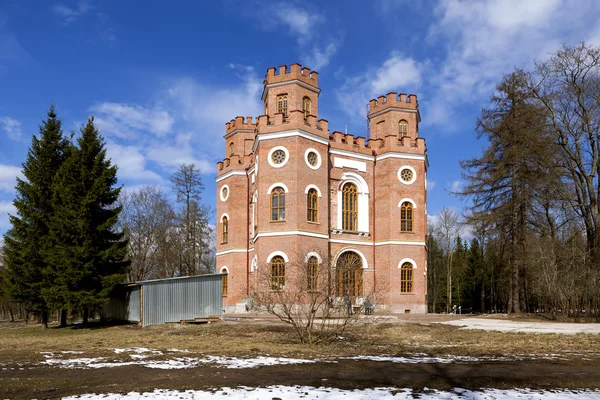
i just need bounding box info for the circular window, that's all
[267,146,289,168]
[272,150,286,164]
[304,148,322,170]
[220,185,230,202]
[398,166,416,185]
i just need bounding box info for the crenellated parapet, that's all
[329,131,383,156]
[225,116,257,137]
[255,110,330,137]
[368,92,418,115]
[264,63,319,88]
[216,153,254,173]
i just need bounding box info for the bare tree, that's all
[170,164,211,276]
[251,250,383,345]
[436,208,460,313]
[118,185,175,281]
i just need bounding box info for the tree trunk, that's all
[41,308,49,329]
[82,307,89,327]
[59,309,67,327]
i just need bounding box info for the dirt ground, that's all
[1,314,600,399]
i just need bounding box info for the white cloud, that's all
[428,180,437,191]
[303,41,338,71]
[92,103,175,139]
[273,4,324,45]
[51,1,92,24]
[105,141,164,183]
[0,164,22,193]
[448,180,462,193]
[336,52,425,121]
[0,116,21,140]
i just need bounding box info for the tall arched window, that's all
[307,188,318,222]
[399,120,408,138]
[400,201,413,232]
[221,272,228,297]
[303,96,311,119]
[271,187,285,221]
[222,216,229,243]
[307,256,318,291]
[270,255,286,290]
[342,183,358,231]
[337,251,363,297]
[400,262,413,293]
[229,142,235,156]
[277,94,288,116]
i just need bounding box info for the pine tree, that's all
[2,106,71,329]
[48,117,129,325]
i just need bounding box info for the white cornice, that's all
[328,238,427,246]
[253,129,329,153]
[215,170,247,183]
[254,230,330,240]
[329,148,374,161]
[377,153,426,161]
[216,248,250,256]
[261,80,321,101]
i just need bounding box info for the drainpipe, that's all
[372,150,377,295]
[246,167,250,297]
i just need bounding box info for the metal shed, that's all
[103,274,224,327]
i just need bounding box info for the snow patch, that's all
[62,385,600,399]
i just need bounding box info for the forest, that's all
[427,43,600,320]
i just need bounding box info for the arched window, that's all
[303,96,311,119]
[307,188,318,222]
[270,255,286,290]
[277,94,288,116]
[399,120,408,138]
[271,187,285,221]
[336,251,363,297]
[222,272,228,297]
[400,262,413,293]
[342,183,358,231]
[222,216,229,243]
[229,142,235,156]
[307,256,318,291]
[400,201,413,232]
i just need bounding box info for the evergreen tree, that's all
[2,106,71,328]
[48,117,129,324]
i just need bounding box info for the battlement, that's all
[216,154,253,174]
[368,92,418,115]
[329,131,382,156]
[264,63,319,88]
[225,116,257,136]
[255,110,329,135]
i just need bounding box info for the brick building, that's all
[216,63,428,313]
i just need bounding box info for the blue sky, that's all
[1,0,600,235]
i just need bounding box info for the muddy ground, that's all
[2,359,600,399]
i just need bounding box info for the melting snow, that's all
[62,386,600,399]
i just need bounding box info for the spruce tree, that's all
[49,117,129,325]
[2,106,71,329]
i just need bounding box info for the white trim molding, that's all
[397,198,417,208]
[330,148,374,161]
[220,185,230,202]
[337,171,370,232]
[328,239,427,246]
[216,170,246,183]
[305,148,322,170]
[216,249,248,256]
[304,184,322,197]
[250,255,258,272]
[398,166,417,185]
[220,213,230,222]
[267,182,289,194]
[377,153,426,162]
[398,258,417,269]
[267,146,290,168]
[267,250,289,263]
[333,248,369,269]
[305,251,323,264]
[333,157,367,172]
[255,230,329,240]
[220,266,230,274]
[253,129,329,153]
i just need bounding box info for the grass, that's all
[1,317,600,365]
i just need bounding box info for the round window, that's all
[272,149,286,164]
[307,151,318,166]
[220,185,230,201]
[400,169,413,182]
